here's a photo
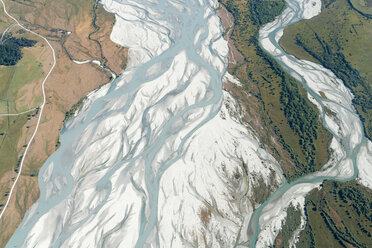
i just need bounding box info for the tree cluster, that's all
[295,33,372,140]
[249,0,286,25]
[0,36,37,66]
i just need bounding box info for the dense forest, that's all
[249,0,287,25]
[0,36,37,66]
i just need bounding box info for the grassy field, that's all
[297,180,372,248]
[0,4,12,32]
[274,204,303,247]
[0,7,47,183]
[350,0,372,15]
[281,0,372,140]
[0,47,45,113]
[0,112,36,181]
[0,21,50,114]
[4,0,92,25]
[220,0,332,181]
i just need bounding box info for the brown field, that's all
[0,0,128,246]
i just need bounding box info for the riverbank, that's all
[0,0,127,246]
[5,0,284,246]
[218,0,332,182]
[248,0,372,246]
[280,0,372,141]
[2,0,371,247]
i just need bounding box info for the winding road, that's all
[0,0,56,221]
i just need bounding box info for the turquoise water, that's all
[245,0,367,247]
[7,0,227,247]
[6,0,368,247]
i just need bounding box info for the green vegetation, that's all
[6,37,37,47]
[274,204,303,248]
[64,95,86,121]
[0,42,22,66]
[257,48,327,168]
[0,45,45,113]
[298,181,372,248]
[251,171,279,204]
[0,112,36,178]
[220,0,331,181]
[349,0,372,16]
[0,36,37,66]
[0,5,13,32]
[249,0,287,25]
[88,0,110,69]
[281,0,372,140]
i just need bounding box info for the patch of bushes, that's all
[298,181,372,247]
[256,46,321,169]
[249,0,286,25]
[221,0,331,181]
[281,0,372,141]
[274,204,303,248]
[64,96,86,121]
[295,33,372,140]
